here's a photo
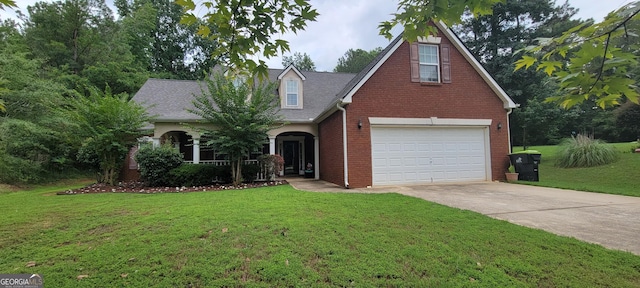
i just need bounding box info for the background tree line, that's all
[0,0,218,184]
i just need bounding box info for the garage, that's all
[371,125,490,185]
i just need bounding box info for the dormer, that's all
[278,64,306,109]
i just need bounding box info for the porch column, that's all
[192,138,200,164]
[314,136,320,180]
[152,137,160,148]
[269,136,276,155]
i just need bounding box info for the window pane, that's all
[419,45,438,64]
[287,93,298,106]
[286,80,297,93]
[286,79,298,106]
[420,65,438,82]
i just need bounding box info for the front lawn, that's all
[1,184,639,287]
[513,142,640,197]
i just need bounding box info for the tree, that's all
[0,24,80,183]
[189,73,283,186]
[21,0,148,95]
[334,47,383,73]
[282,52,316,71]
[453,0,582,145]
[0,0,16,10]
[615,102,640,141]
[178,0,319,77]
[70,88,152,185]
[118,0,218,79]
[23,0,116,74]
[515,2,640,108]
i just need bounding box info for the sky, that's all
[1,0,632,71]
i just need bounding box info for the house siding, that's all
[327,36,511,188]
[318,111,344,186]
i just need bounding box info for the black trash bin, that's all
[509,150,541,181]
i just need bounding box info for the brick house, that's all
[131,21,517,188]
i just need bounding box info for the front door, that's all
[283,141,300,175]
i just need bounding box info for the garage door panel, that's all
[371,126,488,185]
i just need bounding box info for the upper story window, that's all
[419,44,440,83]
[286,79,298,107]
[278,65,305,109]
[410,37,451,84]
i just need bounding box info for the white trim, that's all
[314,136,320,180]
[369,117,492,127]
[417,36,441,44]
[483,126,492,181]
[277,64,306,80]
[342,38,405,104]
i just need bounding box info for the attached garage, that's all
[370,118,492,186]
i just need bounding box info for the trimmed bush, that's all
[555,135,619,168]
[242,163,261,183]
[169,164,217,187]
[135,144,183,186]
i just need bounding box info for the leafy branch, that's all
[515,2,640,108]
[177,0,318,79]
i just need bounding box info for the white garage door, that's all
[371,126,489,185]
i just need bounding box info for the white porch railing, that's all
[182,159,270,181]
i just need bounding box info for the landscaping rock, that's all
[56,180,288,195]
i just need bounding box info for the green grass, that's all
[1,184,639,287]
[513,142,640,197]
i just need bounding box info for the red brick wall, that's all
[318,111,345,186]
[322,34,512,188]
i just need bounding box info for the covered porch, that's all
[149,122,319,180]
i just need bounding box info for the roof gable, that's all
[278,64,307,81]
[335,21,517,110]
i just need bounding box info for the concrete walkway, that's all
[287,178,640,255]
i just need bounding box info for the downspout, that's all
[507,108,514,153]
[336,101,350,188]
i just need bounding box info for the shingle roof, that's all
[132,70,356,123]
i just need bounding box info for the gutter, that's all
[507,108,514,153]
[336,101,350,188]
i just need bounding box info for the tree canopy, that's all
[282,52,316,71]
[189,73,283,186]
[178,0,318,78]
[334,48,383,73]
[515,2,640,108]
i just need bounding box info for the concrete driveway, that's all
[288,179,640,255]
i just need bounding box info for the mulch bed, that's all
[56,180,289,195]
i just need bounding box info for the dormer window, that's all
[278,64,305,109]
[286,79,299,107]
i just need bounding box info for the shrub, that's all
[258,154,284,180]
[168,164,217,187]
[242,163,262,183]
[555,135,619,168]
[135,144,183,186]
[214,165,233,184]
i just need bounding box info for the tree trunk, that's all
[232,158,243,186]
